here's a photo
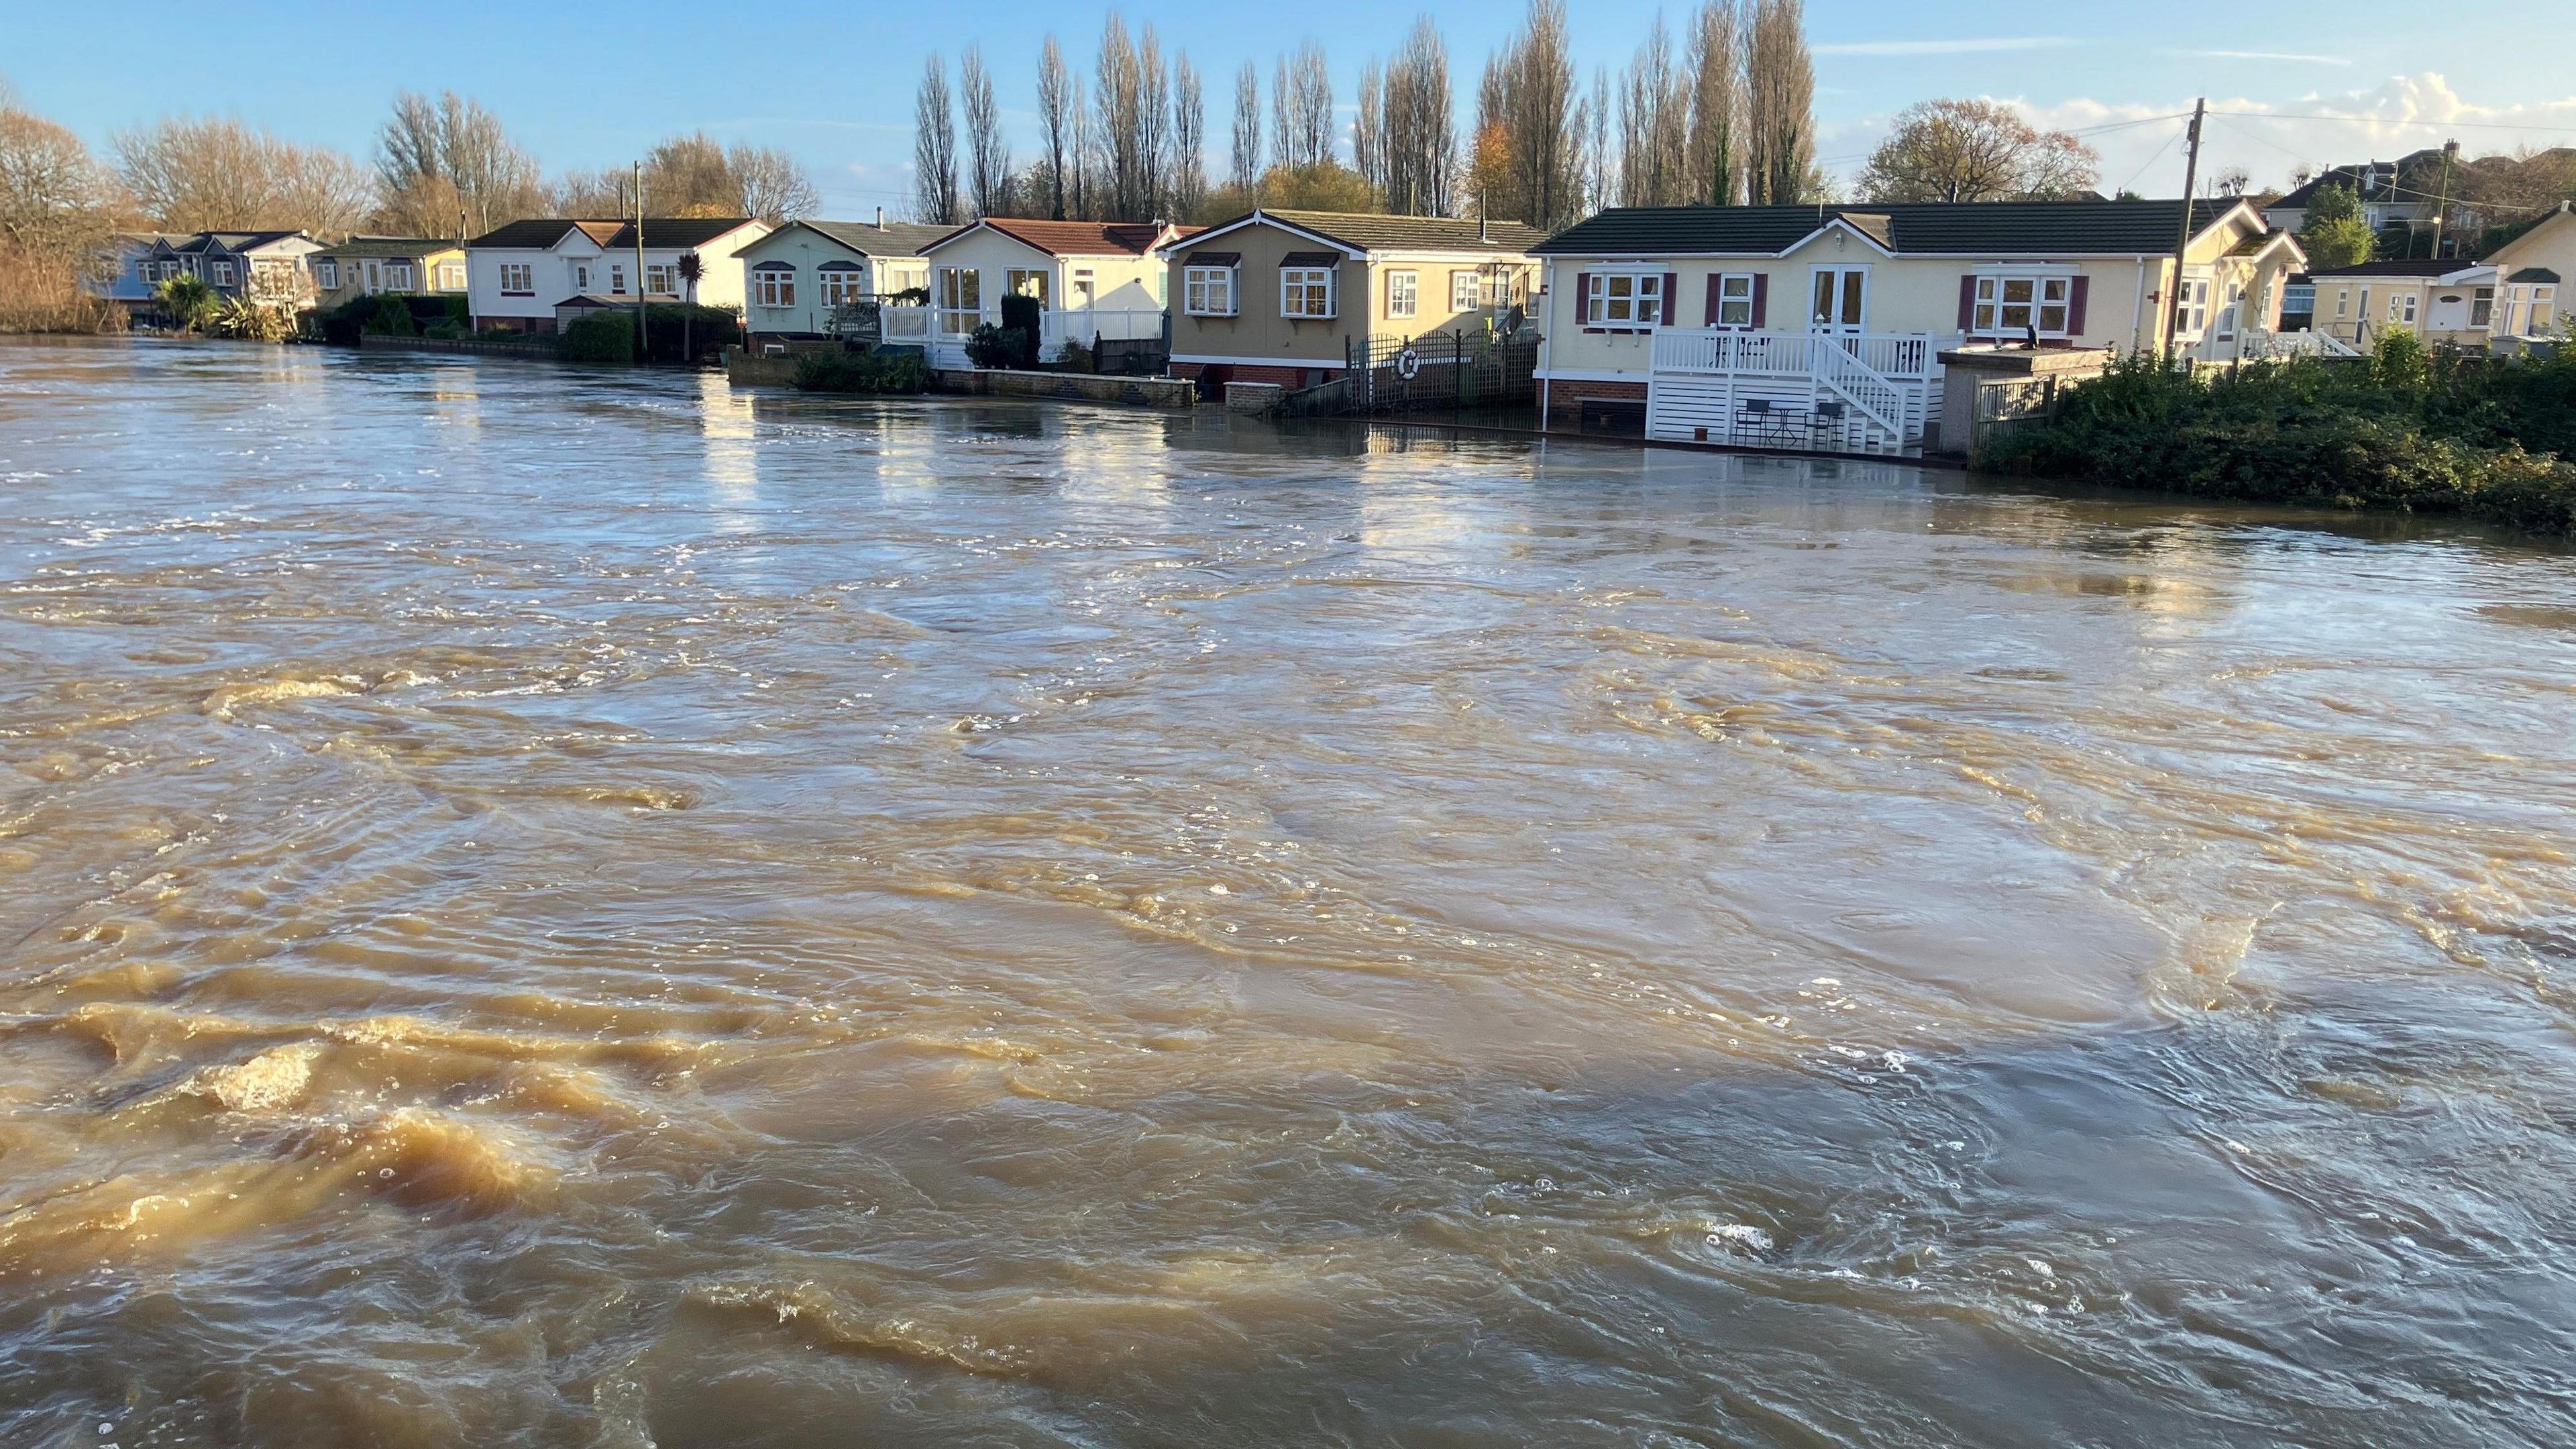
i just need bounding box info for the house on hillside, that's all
[312,237,467,310]
[913,218,1192,367]
[464,217,771,333]
[1532,199,2304,453]
[2263,154,2444,235]
[2480,201,2571,347]
[735,217,947,350]
[1157,209,1548,391]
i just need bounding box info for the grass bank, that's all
[1978,335,2576,536]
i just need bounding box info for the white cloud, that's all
[1819,74,2576,199]
[1815,37,2074,58]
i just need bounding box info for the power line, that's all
[2206,108,2576,137]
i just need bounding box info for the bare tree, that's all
[642,132,737,213]
[1383,19,1455,217]
[1685,1,1743,206]
[1354,62,1387,198]
[374,91,541,237]
[1274,42,1334,171]
[1036,37,1074,219]
[1171,53,1208,220]
[116,117,372,235]
[1230,62,1264,199]
[729,146,820,221]
[1138,25,1173,217]
[962,45,1010,217]
[1743,0,1815,204]
[1618,15,1690,207]
[1856,99,2098,203]
[0,104,116,256]
[914,56,959,226]
[1071,72,1095,219]
[1585,66,1613,213]
[547,168,628,217]
[1474,0,1580,226]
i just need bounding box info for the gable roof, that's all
[924,217,1193,257]
[2270,154,2445,213]
[2304,258,2491,280]
[469,217,761,250]
[1535,199,2255,258]
[315,235,461,260]
[1188,209,1551,257]
[172,230,308,255]
[788,219,954,257]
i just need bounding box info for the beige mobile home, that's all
[1159,209,1548,390]
[2480,201,2570,346]
[1533,199,2304,452]
[914,219,1189,367]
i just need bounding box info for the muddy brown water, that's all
[3,337,2574,1448]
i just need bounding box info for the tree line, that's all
[912,1,1827,231]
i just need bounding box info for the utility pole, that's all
[632,161,649,364]
[2430,139,2459,259]
[2165,97,2206,358]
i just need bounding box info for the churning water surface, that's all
[2,337,2574,1448]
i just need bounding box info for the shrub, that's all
[557,310,634,363]
[791,348,930,394]
[964,323,1027,370]
[207,297,295,342]
[443,295,471,327]
[639,302,740,364]
[1000,294,1042,366]
[156,274,219,333]
[366,294,417,335]
[1056,337,1095,374]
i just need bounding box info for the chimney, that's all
[876,206,885,227]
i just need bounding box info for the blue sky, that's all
[11,0,2576,216]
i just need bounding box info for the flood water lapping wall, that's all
[2,337,2574,1448]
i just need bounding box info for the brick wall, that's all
[1542,377,1646,417]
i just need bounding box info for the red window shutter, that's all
[1750,274,1768,327]
[1957,274,1978,331]
[1705,272,1723,326]
[1573,272,1590,325]
[1661,272,1678,326]
[2068,275,2090,335]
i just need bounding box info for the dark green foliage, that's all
[443,296,470,327]
[790,348,930,394]
[2298,182,2373,270]
[1000,295,1042,366]
[1978,342,2576,535]
[964,323,1029,370]
[557,310,635,364]
[367,295,417,335]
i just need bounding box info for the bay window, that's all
[753,265,796,307]
[1183,265,1236,316]
[1584,271,1662,327]
[1281,267,1335,318]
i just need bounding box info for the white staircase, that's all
[1646,330,1940,455]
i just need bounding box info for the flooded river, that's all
[3,337,2574,1447]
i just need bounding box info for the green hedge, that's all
[555,303,745,365]
[1978,338,2576,535]
[790,348,930,394]
[557,311,635,363]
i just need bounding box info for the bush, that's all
[442,295,470,327]
[366,294,417,336]
[791,348,930,394]
[557,310,634,363]
[1056,337,1095,373]
[1000,294,1042,366]
[1978,349,2576,535]
[639,301,742,364]
[964,323,1028,370]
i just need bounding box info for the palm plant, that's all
[155,274,217,333]
[676,251,704,363]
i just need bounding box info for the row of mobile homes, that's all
[463,218,771,333]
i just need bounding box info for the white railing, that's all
[2237,327,2361,360]
[885,304,1165,366]
[1649,329,1937,380]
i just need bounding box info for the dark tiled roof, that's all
[1535,199,2247,256]
[470,218,755,250]
[174,230,305,254]
[2271,154,2442,211]
[1278,250,1343,268]
[1251,209,1551,255]
[2507,267,2561,284]
[469,219,605,249]
[794,219,953,256]
[2305,258,2481,278]
[604,217,761,249]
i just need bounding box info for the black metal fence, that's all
[1339,328,1542,415]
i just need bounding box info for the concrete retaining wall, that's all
[725,352,800,386]
[357,333,559,361]
[932,368,1196,409]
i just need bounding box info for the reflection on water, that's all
[3,337,2574,1448]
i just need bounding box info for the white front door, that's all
[1809,267,1868,335]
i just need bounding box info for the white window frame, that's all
[816,264,862,308]
[645,262,677,297]
[2394,291,2417,325]
[1386,269,1418,319]
[211,260,235,286]
[1070,268,1095,307]
[499,262,534,295]
[1450,269,1481,311]
[1183,265,1236,316]
[1714,271,1756,329]
[2173,276,2210,339]
[314,260,338,290]
[753,265,796,308]
[936,266,981,335]
[1973,273,2072,338]
[1281,266,1336,319]
[608,264,628,297]
[2470,287,2493,328]
[1005,267,1051,307]
[386,262,415,291]
[437,262,464,290]
[1583,269,1662,327]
